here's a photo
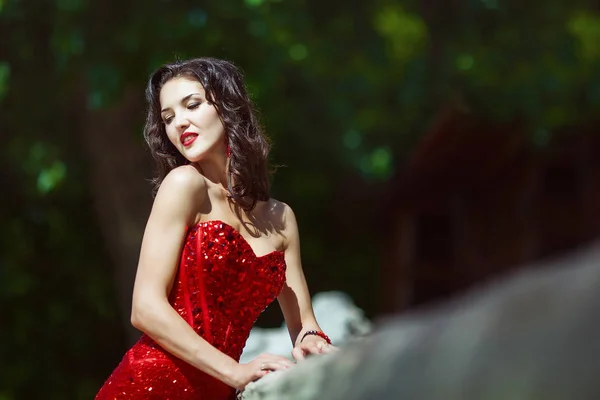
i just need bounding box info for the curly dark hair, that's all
[143,57,272,211]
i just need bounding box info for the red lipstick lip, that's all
[180,131,198,147]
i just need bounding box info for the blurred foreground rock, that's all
[241,242,600,400]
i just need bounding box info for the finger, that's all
[318,342,336,353]
[273,356,295,367]
[301,341,333,355]
[274,362,293,370]
[292,346,306,361]
[294,343,316,357]
[329,345,340,353]
[256,354,295,368]
[262,354,295,367]
[303,343,322,355]
[253,369,269,380]
[258,361,291,372]
[318,343,337,354]
[320,343,335,354]
[258,361,272,372]
[315,342,326,354]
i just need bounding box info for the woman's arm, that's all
[277,205,333,360]
[131,166,291,389]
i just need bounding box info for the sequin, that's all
[95,220,287,400]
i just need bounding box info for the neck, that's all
[194,153,229,189]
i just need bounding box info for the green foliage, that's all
[374,4,428,62]
[568,11,600,62]
[2,0,600,398]
[0,62,9,100]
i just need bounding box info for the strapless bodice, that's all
[96,220,287,400]
[163,220,287,359]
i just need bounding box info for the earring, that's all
[225,137,231,158]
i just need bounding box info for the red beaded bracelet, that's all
[300,330,331,344]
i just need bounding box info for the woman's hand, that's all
[227,353,295,390]
[291,335,338,362]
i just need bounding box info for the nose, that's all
[174,113,190,130]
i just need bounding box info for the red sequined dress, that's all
[96,220,287,400]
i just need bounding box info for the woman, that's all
[95,58,333,399]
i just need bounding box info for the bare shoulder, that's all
[152,165,207,223]
[159,165,207,196]
[266,198,298,235]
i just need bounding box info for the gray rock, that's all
[241,242,600,400]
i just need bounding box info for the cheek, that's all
[204,106,224,130]
[165,126,179,146]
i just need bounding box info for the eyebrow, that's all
[161,93,202,113]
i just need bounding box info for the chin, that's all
[181,150,209,163]
[183,155,202,163]
[183,145,223,163]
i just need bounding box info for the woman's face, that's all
[159,76,226,163]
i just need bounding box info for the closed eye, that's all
[188,102,200,110]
